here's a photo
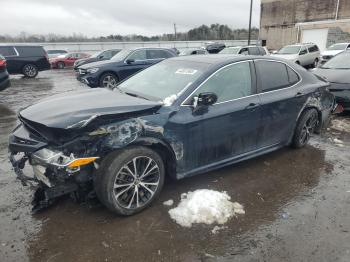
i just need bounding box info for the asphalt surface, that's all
[0,69,349,262]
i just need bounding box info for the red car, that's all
[50,52,90,69]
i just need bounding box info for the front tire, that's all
[312,58,319,68]
[99,73,119,88]
[291,109,319,148]
[22,64,38,78]
[94,147,165,216]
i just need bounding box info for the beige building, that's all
[260,0,350,50]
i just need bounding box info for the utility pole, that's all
[248,0,253,45]
[174,23,177,41]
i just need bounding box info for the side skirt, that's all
[176,143,285,180]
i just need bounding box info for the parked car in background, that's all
[271,43,320,68]
[9,55,334,215]
[219,46,269,56]
[73,49,121,70]
[313,51,350,111]
[50,52,90,69]
[46,49,68,59]
[0,55,10,91]
[77,47,177,88]
[319,43,350,65]
[205,42,226,54]
[0,45,50,78]
[178,47,208,56]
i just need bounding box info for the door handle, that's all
[245,103,260,110]
[295,92,304,98]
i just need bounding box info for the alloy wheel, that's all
[23,64,37,77]
[113,156,160,209]
[299,111,318,145]
[102,75,118,88]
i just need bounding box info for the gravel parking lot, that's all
[0,70,350,262]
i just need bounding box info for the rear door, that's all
[170,61,261,172]
[254,59,305,148]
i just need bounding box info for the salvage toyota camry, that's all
[9,55,334,215]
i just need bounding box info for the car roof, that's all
[169,54,283,65]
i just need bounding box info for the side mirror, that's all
[299,51,307,55]
[98,55,104,59]
[126,59,135,64]
[193,92,218,107]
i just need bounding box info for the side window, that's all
[111,50,120,57]
[299,46,307,55]
[239,48,249,55]
[308,45,319,53]
[248,47,260,55]
[256,61,290,92]
[128,50,147,61]
[258,47,267,55]
[16,47,45,56]
[0,46,17,56]
[287,66,300,85]
[147,49,172,59]
[191,62,252,103]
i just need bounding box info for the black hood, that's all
[313,68,350,84]
[20,88,161,130]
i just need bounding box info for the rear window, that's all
[0,46,17,56]
[256,60,291,92]
[15,46,46,57]
[248,47,260,55]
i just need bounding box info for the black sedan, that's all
[313,51,350,111]
[0,55,10,91]
[73,48,121,70]
[9,55,334,215]
[77,47,177,88]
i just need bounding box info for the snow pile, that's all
[331,119,350,133]
[211,225,228,234]
[168,189,245,228]
[333,138,344,147]
[163,199,174,206]
[163,94,177,106]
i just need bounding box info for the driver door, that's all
[118,49,148,80]
[167,61,261,174]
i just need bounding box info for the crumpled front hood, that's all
[20,88,162,129]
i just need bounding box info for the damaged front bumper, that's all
[9,124,98,211]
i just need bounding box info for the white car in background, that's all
[320,43,350,65]
[271,43,320,68]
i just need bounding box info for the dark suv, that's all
[0,45,51,78]
[77,47,177,88]
[0,55,10,91]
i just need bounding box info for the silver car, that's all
[271,43,320,68]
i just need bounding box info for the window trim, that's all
[0,46,19,57]
[180,60,256,107]
[254,59,302,94]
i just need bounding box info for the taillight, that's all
[0,60,6,68]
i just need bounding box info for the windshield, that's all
[111,49,132,61]
[327,43,348,51]
[277,46,301,54]
[90,50,103,58]
[322,52,350,69]
[219,47,240,54]
[117,60,210,103]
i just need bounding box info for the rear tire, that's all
[313,58,319,68]
[22,64,38,78]
[57,62,65,69]
[99,73,119,88]
[291,109,319,148]
[94,147,165,216]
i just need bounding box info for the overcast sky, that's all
[2,0,261,37]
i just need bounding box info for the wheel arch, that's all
[99,70,120,84]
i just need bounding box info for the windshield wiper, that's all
[125,92,149,100]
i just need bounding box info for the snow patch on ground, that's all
[331,119,350,133]
[168,189,245,228]
[211,225,228,234]
[163,199,174,206]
